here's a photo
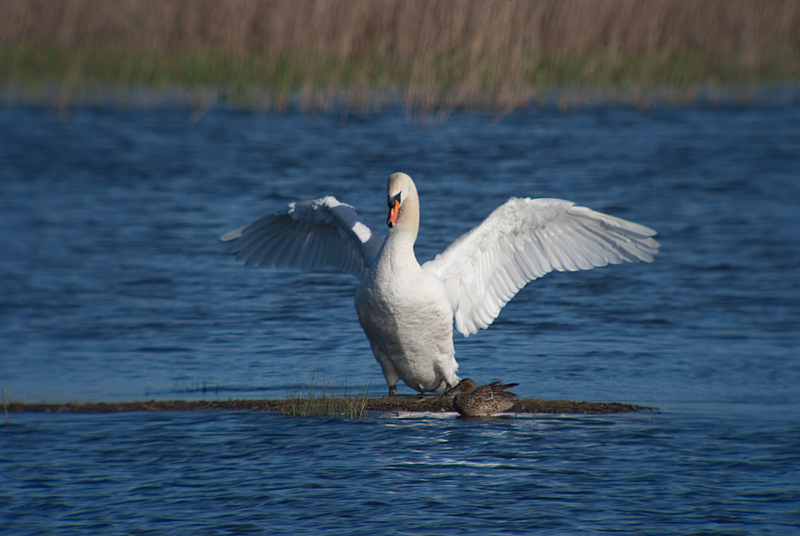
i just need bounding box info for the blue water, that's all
[1,101,799,534]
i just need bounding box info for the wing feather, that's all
[221,196,383,280]
[568,224,611,266]
[423,197,659,337]
[302,233,322,270]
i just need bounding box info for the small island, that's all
[5,396,651,419]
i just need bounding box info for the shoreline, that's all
[2,82,798,115]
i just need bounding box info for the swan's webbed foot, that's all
[388,386,397,396]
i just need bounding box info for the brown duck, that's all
[444,378,519,417]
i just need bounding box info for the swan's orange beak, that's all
[387,198,400,227]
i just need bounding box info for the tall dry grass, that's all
[1,0,798,109]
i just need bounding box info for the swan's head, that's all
[386,172,416,227]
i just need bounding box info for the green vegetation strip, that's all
[6,397,650,417]
[2,44,795,111]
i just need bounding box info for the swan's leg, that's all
[375,355,400,396]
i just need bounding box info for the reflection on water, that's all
[1,102,799,534]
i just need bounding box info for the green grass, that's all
[282,380,370,419]
[2,44,797,110]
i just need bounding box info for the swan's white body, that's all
[222,173,659,395]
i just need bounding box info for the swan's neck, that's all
[382,194,420,270]
[394,191,420,242]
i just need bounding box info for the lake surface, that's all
[1,101,799,534]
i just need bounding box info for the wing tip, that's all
[220,225,248,242]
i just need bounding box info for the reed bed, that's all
[2,0,798,109]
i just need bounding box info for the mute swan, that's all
[222,172,659,395]
[444,379,520,417]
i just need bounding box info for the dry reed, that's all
[1,0,798,109]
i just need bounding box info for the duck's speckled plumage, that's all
[444,378,520,417]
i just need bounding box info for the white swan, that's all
[222,172,659,395]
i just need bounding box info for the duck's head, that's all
[386,172,418,228]
[444,378,478,395]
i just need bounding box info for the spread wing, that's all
[221,196,383,281]
[423,198,660,337]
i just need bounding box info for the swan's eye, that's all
[388,193,401,208]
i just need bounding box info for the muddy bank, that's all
[6,396,651,415]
